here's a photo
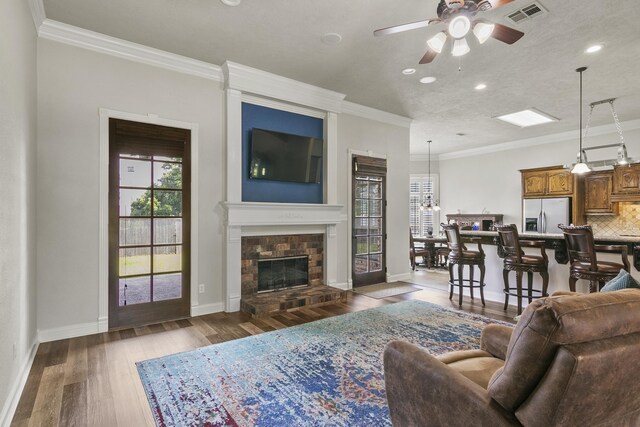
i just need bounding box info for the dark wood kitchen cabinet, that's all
[584,171,617,215]
[612,163,640,201]
[521,166,573,198]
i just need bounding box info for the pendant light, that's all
[420,140,441,212]
[571,67,591,174]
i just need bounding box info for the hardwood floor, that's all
[11,286,516,427]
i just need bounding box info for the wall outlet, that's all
[198,283,205,294]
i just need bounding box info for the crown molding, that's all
[437,119,640,161]
[241,94,326,119]
[222,61,345,113]
[27,0,46,32]
[341,101,412,129]
[38,19,224,81]
[36,20,412,127]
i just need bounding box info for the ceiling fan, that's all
[373,0,525,64]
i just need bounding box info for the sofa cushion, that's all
[601,269,640,292]
[445,356,505,389]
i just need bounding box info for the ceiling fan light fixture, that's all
[473,22,495,44]
[451,38,470,56]
[427,32,447,53]
[448,15,471,39]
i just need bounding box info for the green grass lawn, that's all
[119,253,181,276]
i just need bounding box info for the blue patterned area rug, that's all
[137,300,507,427]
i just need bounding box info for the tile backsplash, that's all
[588,202,640,236]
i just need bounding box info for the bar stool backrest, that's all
[441,223,464,258]
[558,224,598,269]
[495,224,523,262]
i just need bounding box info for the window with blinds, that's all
[410,176,436,236]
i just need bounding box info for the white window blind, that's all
[409,175,438,236]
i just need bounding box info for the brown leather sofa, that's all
[384,289,640,426]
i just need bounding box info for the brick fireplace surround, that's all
[239,233,346,316]
[241,234,324,296]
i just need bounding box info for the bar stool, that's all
[441,223,486,307]
[559,224,630,293]
[495,224,549,315]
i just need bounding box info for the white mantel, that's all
[223,202,345,227]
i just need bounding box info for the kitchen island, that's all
[459,230,640,271]
[444,230,640,302]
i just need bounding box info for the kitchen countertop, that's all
[459,230,640,243]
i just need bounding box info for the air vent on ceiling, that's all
[507,2,547,24]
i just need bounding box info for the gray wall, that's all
[440,128,640,226]
[0,0,38,421]
[337,115,411,283]
[36,39,412,331]
[37,39,226,330]
[409,159,439,175]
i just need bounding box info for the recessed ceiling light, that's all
[585,44,603,54]
[402,68,416,75]
[321,33,342,45]
[220,0,241,5]
[475,83,487,90]
[495,108,559,127]
[420,76,437,84]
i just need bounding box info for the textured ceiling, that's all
[43,0,640,155]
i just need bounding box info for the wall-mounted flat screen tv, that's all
[249,128,323,184]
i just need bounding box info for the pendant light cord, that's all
[579,69,583,161]
[576,66,587,163]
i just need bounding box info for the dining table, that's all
[413,235,448,268]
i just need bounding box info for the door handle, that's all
[542,211,547,234]
[538,212,542,232]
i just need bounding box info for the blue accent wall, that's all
[242,103,324,203]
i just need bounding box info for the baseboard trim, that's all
[0,340,39,427]
[387,272,412,283]
[191,302,225,317]
[38,321,101,343]
[330,282,351,291]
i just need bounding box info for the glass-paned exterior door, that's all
[109,119,190,329]
[352,156,386,287]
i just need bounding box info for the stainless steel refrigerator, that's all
[522,198,571,234]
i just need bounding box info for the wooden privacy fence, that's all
[119,218,182,256]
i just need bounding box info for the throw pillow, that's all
[600,269,640,292]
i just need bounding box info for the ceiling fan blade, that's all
[490,0,515,8]
[477,0,515,10]
[491,23,524,44]
[419,48,439,64]
[374,19,440,37]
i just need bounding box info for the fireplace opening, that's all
[258,255,309,293]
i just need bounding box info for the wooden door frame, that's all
[98,109,199,333]
[108,118,191,329]
[348,149,388,288]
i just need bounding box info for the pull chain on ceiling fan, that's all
[373,0,524,64]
